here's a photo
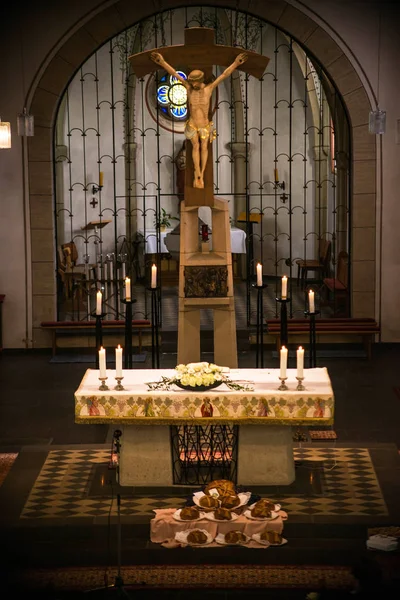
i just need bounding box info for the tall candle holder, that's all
[252,282,268,368]
[296,376,305,391]
[305,309,320,368]
[121,299,137,369]
[148,287,160,369]
[114,377,124,391]
[98,376,109,391]
[276,297,291,348]
[91,312,106,368]
[278,376,288,391]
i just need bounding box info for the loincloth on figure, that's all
[185,119,217,143]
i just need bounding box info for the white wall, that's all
[0,0,399,347]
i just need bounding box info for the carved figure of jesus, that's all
[150,51,248,189]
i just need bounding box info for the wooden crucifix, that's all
[129,27,269,207]
[129,28,269,367]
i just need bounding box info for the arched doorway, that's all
[28,1,376,348]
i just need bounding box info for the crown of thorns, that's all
[187,70,204,82]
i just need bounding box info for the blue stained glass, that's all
[157,85,169,105]
[157,70,188,121]
[171,106,187,119]
[170,71,187,84]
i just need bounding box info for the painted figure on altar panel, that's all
[201,397,214,417]
[150,51,248,189]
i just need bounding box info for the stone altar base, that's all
[119,424,295,487]
[237,425,295,485]
[119,425,173,486]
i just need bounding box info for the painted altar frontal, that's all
[75,367,334,426]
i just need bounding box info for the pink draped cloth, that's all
[150,508,288,548]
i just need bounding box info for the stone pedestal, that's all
[237,425,295,485]
[119,425,173,486]
[118,424,295,487]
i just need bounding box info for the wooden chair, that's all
[322,250,349,316]
[296,238,331,289]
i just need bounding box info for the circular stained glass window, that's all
[157,71,188,120]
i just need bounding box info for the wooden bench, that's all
[40,319,151,357]
[266,317,380,360]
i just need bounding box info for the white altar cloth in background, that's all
[138,227,246,255]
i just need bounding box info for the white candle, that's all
[121,263,126,281]
[109,261,114,282]
[281,275,287,299]
[297,346,304,379]
[125,277,131,301]
[151,264,157,289]
[280,346,288,379]
[309,289,315,313]
[256,263,262,287]
[99,346,106,378]
[115,345,123,378]
[96,290,102,315]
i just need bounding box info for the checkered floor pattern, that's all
[20,447,387,520]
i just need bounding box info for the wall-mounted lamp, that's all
[0,117,11,149]
[273,168,288,202]
[17,108,34,137]
[369,109,386,135]
[92,171,104,195]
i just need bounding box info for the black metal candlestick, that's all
[252,282,268,368]
[148,287,160,369]
[92,312,106,368]
[305,310,320,367]
[276,297,291,348]
[121,299,137,369]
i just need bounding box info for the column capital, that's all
[227,142,250,158]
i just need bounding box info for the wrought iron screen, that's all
[54,6,350,329]
[170,424,238,485]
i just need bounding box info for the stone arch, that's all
[30,0,376,347]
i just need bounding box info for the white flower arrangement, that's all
[146,362,254,392]
[173,362,224,388]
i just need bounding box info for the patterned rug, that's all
[0,452,18,487]
[20,447,388,519]
[13,564,354,591]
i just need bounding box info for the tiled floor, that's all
[1,343,400,596]
[18,447,388,520]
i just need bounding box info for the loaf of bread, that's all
[214,507,232,521]
[219,494,241,510]
[260,530,282,544]
[199,495,219,509]
[224,530,247,544]
[180,506,200,521]
[250,503,273,519]
[254,498,276,512]
[187,529,208,544]
[204,479,236,496]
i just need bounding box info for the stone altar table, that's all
[75,367,334,486]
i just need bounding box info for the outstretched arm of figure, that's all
[150,52,190,89]
[208,52,248,91]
